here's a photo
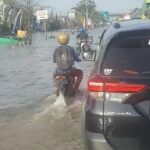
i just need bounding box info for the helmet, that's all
[79,27,85,33]
[57,32,70,45]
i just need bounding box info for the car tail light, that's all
[55,75,66,80]
[88,75,146,102]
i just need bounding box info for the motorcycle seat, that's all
[55,68,74,76]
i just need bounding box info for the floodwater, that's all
[0,28,102,150]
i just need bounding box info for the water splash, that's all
[32,92,67,121]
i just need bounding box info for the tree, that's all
[3,0,14,5]
[3,0,36,31]
[73,0,101,26]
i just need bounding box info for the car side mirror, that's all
[82,50,96,61]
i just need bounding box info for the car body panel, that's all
[83,20,150,150]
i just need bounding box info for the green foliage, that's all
[0,22,10,36]
[74,0,101,24]
[75,0,96,17]
[3,0,15,6]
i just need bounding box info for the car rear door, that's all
[101,30,150,150]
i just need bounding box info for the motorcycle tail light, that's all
[55,75,66,80]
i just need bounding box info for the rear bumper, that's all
[84,100,150,150]
[85,131,113,150]
[85,131,145,150]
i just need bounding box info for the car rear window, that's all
[102,35,150,77]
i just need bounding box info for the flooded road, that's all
[0,28,102,150]
[0,33,56,108]
[0,94,83,150]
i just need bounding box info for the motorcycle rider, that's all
[76,27,91,53]
[53,32,83,92]
[76,27,88,40]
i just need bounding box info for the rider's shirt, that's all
[53,45,81,63]
[76,32,88,40]
[53,45,81,73]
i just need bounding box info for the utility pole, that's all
[85,0,88,28]
[27,0,31,29]
[26,0,32,44]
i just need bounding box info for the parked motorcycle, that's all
[54,70,76,104]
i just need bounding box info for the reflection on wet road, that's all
[0,29,101,150]
[0,33,56,108]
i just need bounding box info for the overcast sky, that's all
[42,0,143,14]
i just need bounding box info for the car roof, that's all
[106,20,150,37]
[100,19,150,50]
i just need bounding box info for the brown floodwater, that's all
[0,29,102,150]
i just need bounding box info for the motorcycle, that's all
[76,35,93,55]
[54,69,76,104]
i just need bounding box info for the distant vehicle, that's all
[82,20,150,150]
[76,33,93,55]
